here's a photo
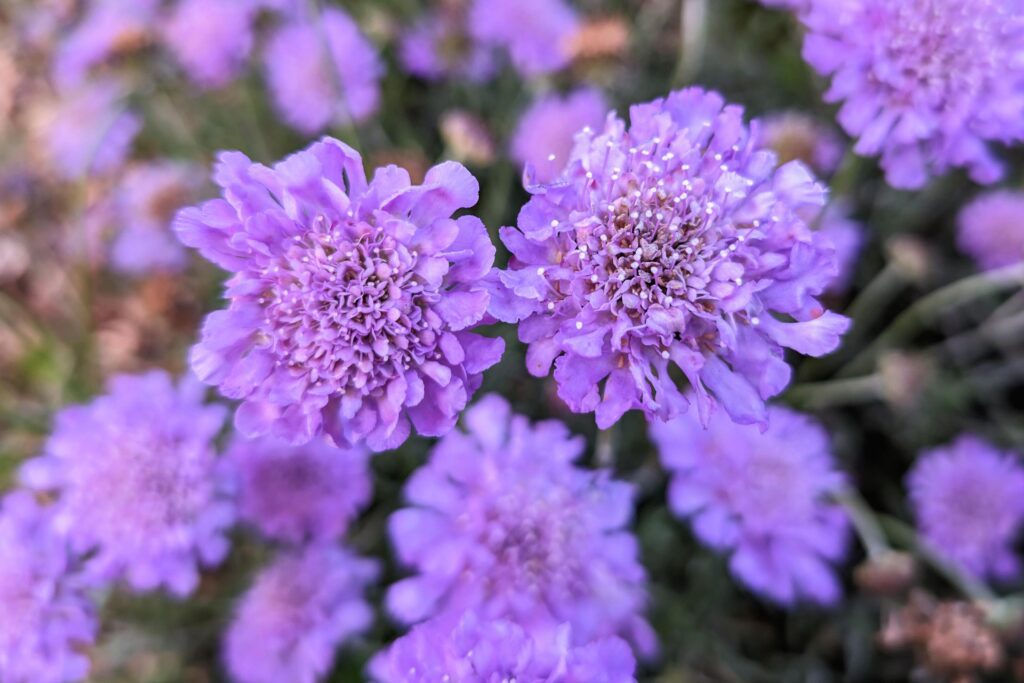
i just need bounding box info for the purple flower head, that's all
[801,0,1024,189]
[650,404,849,606]
[263,7,382,134]
[110,160,201,274]
[20,371,233,596]
[224,435,372,544]
[400,9,496,83]
[468,0,579,76]
[387,395,652,653]
[816,204,863,295]
[52,0,157,90]
[223,545,378,683]
[174,138,503,450]
[370,611,637,683]
[43,79,141,180]
[489,87,849,430]
[956,190,1024,271]
[0,492,96,683]
[761,111,843,178]
[907,435,1024,581]
[511,88,609,184]
[162,0,257,89]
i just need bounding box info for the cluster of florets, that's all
[0,493,96,683]
[490,87,849,429]
[175,137,503,450]
[651,404,849,605]
[801,0,1024,189]
[371,610,637,683]
[907,435,1024,580]
[511,88,609,184]
[956,190,1024,271]
[386,395,653,653]
[400,5,496,83]
[468,0,579,76]
[20,371,233,596]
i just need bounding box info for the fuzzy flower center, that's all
[258,215,442,397]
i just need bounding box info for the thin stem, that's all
[785,374,882,409]
[832,488,889,561]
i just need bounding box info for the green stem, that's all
[785,374,882,409]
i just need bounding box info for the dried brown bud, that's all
[568,16,630,63]
[440,110,495,166]
[885,235,932,284]
[878,351,934,410]
[854,551,917,597]
[369,149,430,185]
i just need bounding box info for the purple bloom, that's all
[956,190,1024,271]
[51,0,157,90]
[489,87,849,430]
[263,7,382,134]
[0,492,96,683]
[387,395,652,653]
[801,0,1024,189]
[224,435,372,544]
[370,611,637,683]
[761,111,843,178]
[110,160,201,274]
[223,545,377,683]
[468,0,578,76]
[42,79,141,180]
[650,404,849,606]
[162,0,257,89]
[174,138,503,450]
[20,371,233,596]
[816,205,863,295]
[400,9,495,83]
[511,88,609,184]
[907,435,1024,581]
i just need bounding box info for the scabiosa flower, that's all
[370,611,637,683]
[110,160,201,274]
[956,190,1024,271]
[19,371,233,596]
[162,0,257,89]
[801,0,1024,189]
[224,435,372,544]
[223,545,378,683]
[263,7,382,134]
[0,492,96,683]
[400,9,495,83]
[174,137,503,450]
[511,88,609,184]
[51,0,157,90]
[489,87,849,429]
[761,111,843,178]
[468,0,579,76]
[650,404,849,605]
[41,79,141,180]
[907,435,1024,580]
[816,205,863,295]
[386,394,652,652]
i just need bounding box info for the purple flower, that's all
[907,435,1024,581]
[650,404,849,606]
[0,492,96,683]
[110,160,201,274]
[801,0,1024,189]
[174,137,503,450]
[761,111,843,177]
[370,611,637,683]
[386,395,652,653]
[51,0,157,90]
[20,371,233,596]
[42,79,141,180]
[816,204,863,295]
[224,435,372,544]
[956,190,1024,271]
[511,88,609,184]
[399,9,495,83]
[223,545,377,683]
[162,0,257,89]
[263,7,382,133]
[489,87,849,430]
[468,0,578,76]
